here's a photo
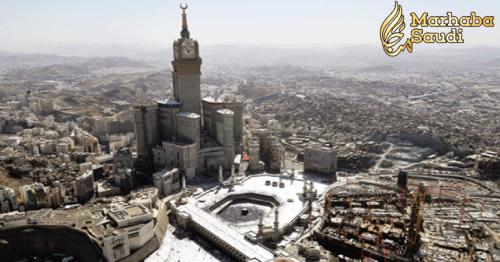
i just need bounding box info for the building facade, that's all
[153,168,181,197]
[202,97,244,150]
[133,104,159,169]
[304,146,337,174]
[172,6,202,115]
[132,6,242,178]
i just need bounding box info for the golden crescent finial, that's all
[179,3,188,10]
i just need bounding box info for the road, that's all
[371,143,394,171]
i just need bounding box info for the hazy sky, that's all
[1,0,499,52]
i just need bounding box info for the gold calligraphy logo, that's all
[380,1,413,57]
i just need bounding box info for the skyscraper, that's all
[133,104,159,169]
[133,5,242,177]
[172,5,202,115]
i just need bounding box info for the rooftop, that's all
[157,98,181,107]
[202,95,242,104]
[216,108,234,115]
[177,112,201,119]
[176,202,274,262]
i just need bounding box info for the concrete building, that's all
[267,138,285,172]
[0,187,18,213]
[28,97,54,114]
[133,104,159,169]
[177,112,201,150]
[157,99,181,141]
[18,183,50,210]
[117,169,134,194]
[113,147,134,170]
[252,130,284,172]
[93,117,109,136]
[153,168,181,197]
[397,170,408,189]
[153,141,198,179]
[124,219,155,250]
[0,200,158,262]
[55,141,70,155]
[108,133,134,153]
[304,146,337,174]
[47,186,65,208]
[215,109,236,167]
[202,96,244,150]
[93,117,134,138]
[129,187,158,209]
[254,129,272,160]
[247,136,262,172]
[267,119,281,131]
[216,109,234,147]
[102,229,130,262]
[39,141,56,155]
[108,204,153,228]
[81,135,100,154]
[73,171,95,203]
[96,181,121,197]
[112,148,135,193]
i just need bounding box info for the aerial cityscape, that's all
[0,1,499,262]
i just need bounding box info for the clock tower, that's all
[172,4,202,115]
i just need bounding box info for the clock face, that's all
[182,45,195,58]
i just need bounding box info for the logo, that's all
[380,2,413,57]
[380,1,495,57]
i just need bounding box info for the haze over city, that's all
[1,0,500,54]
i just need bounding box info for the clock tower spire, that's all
[172,4,202,115]
[180,4,190,38]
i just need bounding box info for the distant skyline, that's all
[1,0,499,53]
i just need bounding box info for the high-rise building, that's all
[172,5,202,115]
[157,99,181,141]
[73,171,95,203]
[18,183,50,210]
[254,129,272,159]
[397,170,408,189]
[202,96,244,150]
[248,136,264,172]
[177,112,201,150]
[267,137,285,172]
[133,104,159,169]
[0,186,18,213]
[216,109,236,166]
[132,6,242,178]
[215,109,234,147]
